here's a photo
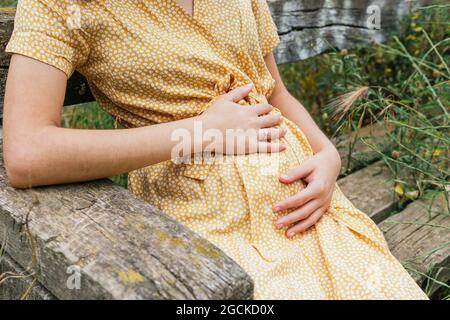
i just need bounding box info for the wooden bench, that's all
[1,1,448,300]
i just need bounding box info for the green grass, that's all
[287,2,449,297]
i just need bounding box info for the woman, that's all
[3,0,427,299]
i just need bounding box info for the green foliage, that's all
[0,0,17,7]
[340,5,448,207]
[281,3,449,296]
[280,3,449,209]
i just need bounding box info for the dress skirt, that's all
[129,114,428,300]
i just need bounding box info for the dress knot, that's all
[214,73,268,106]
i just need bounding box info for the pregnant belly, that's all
[227,118,312,211]
[128,117,313,236]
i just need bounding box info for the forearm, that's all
[4,117,199,188]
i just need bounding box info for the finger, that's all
[258,113,283,128]
[258,128,287,141]
[252,102,273,116]
[307,180,329,198]
[256,141,286,153]
[275,200,321,228]
[279,160,314,184]
[285,207,325,237]
[224,83,253,102]
[273,187,315,212]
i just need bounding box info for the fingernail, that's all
[273,205,281,212]
[287,231,295,238]
[275,223,283,229]
[280,174,289,180]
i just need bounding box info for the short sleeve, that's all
[251,0,280,56]
[5,0,89,78]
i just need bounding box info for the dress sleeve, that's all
[5,0,89,78]
[251,0,280,56]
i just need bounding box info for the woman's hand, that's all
[273,146,341,238]
[199,84,287,155]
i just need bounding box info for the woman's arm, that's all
[265,54,337,155]
[4,55,284,188]
[264,53,341,237]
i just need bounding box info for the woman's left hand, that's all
[273,146,341,238]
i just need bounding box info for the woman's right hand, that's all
[199,84,287,155]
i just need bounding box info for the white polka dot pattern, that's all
[6,0,428,299]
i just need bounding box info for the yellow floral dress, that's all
[6,0,428,299]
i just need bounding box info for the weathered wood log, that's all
[271,0,431,63]
[339,160,450,293]
[338,161,395,223]
[0,8,14,68]
[0,251,55,300]
[0,67,5,115]
[0,139,254,299]
[379,197,450,294]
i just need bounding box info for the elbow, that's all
[4,146,40,189]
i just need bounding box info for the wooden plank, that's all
[270,0,432,63]
[0,8,14,68]
[0,251,55,300]
[338,160,395,223]
[0,68,5,115]
[0,142,254,300]
[379,198,450,294]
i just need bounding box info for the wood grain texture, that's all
[0,68,6,114]
[0,9,14,68]
[338,161,395,223]
[0,140,253,300]
[270,0,431,63]
[0,251,55,300]
[379,198,450,293]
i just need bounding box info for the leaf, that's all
[432,149,442,157]
[394,183,405,196]
[405,190,420,200]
